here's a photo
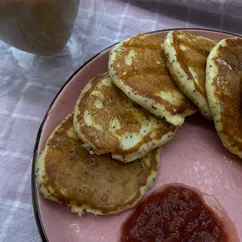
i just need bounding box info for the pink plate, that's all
[32,29,242,242]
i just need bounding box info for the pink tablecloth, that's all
[0,0,241,241]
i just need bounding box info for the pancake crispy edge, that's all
[73,73,177,163]
[35,113,161,215]
[164,30,216,119]
[206,37,242,158]
[108,33,196,126]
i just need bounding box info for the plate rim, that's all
[31,27,241,242]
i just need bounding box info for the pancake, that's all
[164,30,216,119]
[73,73,177,163]
[35,113,161,215]
[108,33,196,126]
[206,38,242,158]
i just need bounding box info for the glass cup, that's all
[0,0,103,80]
[0,0,81,55]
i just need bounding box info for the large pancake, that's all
[164,30,216,119]
[108,33,196,126]
[35,114,161,215]
[206,38,242,159]
[73,73,177,163]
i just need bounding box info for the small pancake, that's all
[164,30,216,119]
[36,114,161,215]
[74,73,177,163]
[206,38,242,158]
[108,33,196,126]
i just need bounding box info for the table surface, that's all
[0,0,241,241]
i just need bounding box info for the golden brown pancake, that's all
[164,30,216,119]
[206,38,242,158]
[73,73,177,163]
[108,33,196,126]
[36,114,161,215]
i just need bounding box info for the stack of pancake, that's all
[36,30,242,216]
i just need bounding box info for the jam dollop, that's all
[121,184,239,242]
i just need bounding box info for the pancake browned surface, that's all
[73,73,177,163]
[164,30,216,118]
[109,33,196,126]
[35,114,161,215]
[206,38,242,158]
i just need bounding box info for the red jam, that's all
[121,184,238,242]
